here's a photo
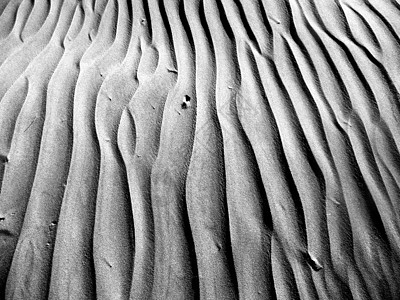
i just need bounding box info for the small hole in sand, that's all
[306,253,323,272]
[181,95,191,109]
[0,217,5,222]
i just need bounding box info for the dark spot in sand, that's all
[88,29,97,42]
[181,95,191,109]
[167,67,178,74]
[49,222,57,233]
[103,258,112,268]
[0,229,13,237]
[267,15,281,24]
[305,252,323,271]
[1,155,8,164]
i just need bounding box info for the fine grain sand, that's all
[1,0,400,299]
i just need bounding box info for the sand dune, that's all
[0,0,400,299]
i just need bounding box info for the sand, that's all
[0,0,400,299]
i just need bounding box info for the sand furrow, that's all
[339,2,400,148]
[288,0,360,283]
[295,3,398,294]
[294,0,400,293]
[0,0,33,66]
[259,55,319,300]
[311,0,400,160]
[0,1,13,18]
[92,1,135,299]
[118,1,179,298]
[185,1,241,299]
[0,0,66,101]
[48,1,120,299]
[0,3,79,296]
[8,0,32,41]
[119,2,177,299]
[273,33,354,299]
[3,3,90,299]
[0,77,29,193]
[111,2,157,300]
[19,0,50,43]
[149,0,198,298]
[271,232,301,300]
[0,0,28,40]
[277,15,366,299]
[212,2,295,299]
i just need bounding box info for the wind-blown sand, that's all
[0,0,400,299]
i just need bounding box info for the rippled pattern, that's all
[0,0,400,299]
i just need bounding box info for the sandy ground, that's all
[0,0,400,299]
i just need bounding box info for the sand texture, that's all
[1,0,400,299]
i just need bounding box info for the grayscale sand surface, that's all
[0,0,400,299]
